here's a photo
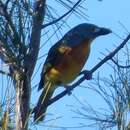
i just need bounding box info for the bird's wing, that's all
[38,40,72,90]
[38,29,85,90]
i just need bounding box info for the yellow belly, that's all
[46,40,91,85]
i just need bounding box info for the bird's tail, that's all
[34,81,55,122]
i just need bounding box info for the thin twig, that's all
[111,58,130,68]
[0,70,11,76]
[41,0,82,29]
[47,33,130,107]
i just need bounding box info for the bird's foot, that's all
[64,85,72,95]
[79,70,92,80]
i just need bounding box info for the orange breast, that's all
[47,39,92,85]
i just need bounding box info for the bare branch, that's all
[111,58,130,68]
[0,70,11,76]
[41,0,82,29]
[89,34,130,74]
[0,37,19,69]
[25,0,46,77]
[0,1,21,43]
[45,33,130,107]
[5,0,10,9]
[23,0,33,15]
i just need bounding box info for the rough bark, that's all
[26,0,46,77]
[15,72,30,130]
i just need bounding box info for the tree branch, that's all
[111,58,130,68]
[0,1,21,43]
[0,37,19,69]
[41,0,82,29]
[23,0,33,15]
[46,33,130,107]
[0,70,11,76]
[25,0,46,77]
[14,1,47,129]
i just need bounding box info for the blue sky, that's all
[30,0,130,130]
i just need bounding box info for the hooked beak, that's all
[98,27,112,35]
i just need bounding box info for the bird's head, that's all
[61,23,112,47]
[79,23,112,39]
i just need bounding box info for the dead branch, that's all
[46,33,130,107]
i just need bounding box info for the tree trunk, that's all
[15,72,31,130]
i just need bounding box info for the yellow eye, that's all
[93,28,100,33]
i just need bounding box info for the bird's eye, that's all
[92,27,100,33]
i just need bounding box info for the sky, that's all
[30,0,130,130]
[0,0,130,130]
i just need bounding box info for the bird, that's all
[33,23,112,122]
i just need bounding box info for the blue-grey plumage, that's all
[34,23,112,122]
[61,23,111,47]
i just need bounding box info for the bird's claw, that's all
[80,70,92,80]
[85,70,92,80]
[64,85,72,95]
